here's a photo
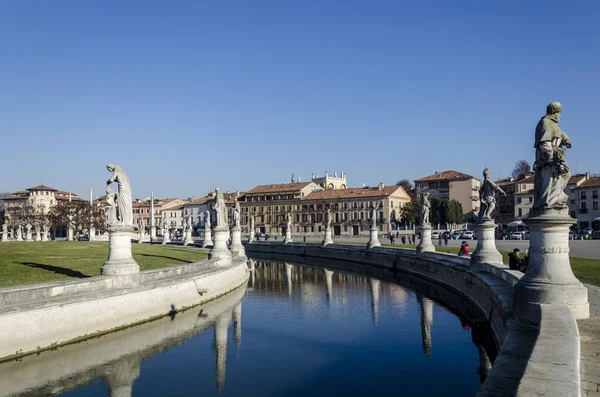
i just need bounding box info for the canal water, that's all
[0,259,494,397]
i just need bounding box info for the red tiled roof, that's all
[568,174,588,185]
[246,182,313,194]
[26,184,58,192]
[415,170,475,182]
[579,177,600,188]
[303,185,409,200]
[164,204,184,210]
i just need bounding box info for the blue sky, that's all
[1,1,599,199]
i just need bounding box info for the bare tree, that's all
[512,160,532,179]
[396,179,413,191]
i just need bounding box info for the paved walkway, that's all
[579,284,600,397]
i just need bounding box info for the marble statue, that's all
[533,102,572,211]
[325,209,332,229]
[186,214,193,231]
[249,215,255,234]
[478,168,506,222]
[420,192,431,225]
[204,210,212,229]
[368,203,379,229]
[106,164,133,227]
[286,212,292,230]
[233,201,241,228]
[214,189,227,227]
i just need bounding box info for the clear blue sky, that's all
[1,1,599,200]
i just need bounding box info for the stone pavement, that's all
[579,284,600,397]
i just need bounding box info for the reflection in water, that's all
[370,278,380,326]
[0,259,496,397]
[417,293,434,357]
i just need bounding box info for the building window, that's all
[581,202,587,211]
[582,191,587,199]
[529,197,533,203]
[594,191,598,199]
[344,225,347,232]
[571,200,576,205]
[518,208,522,217]
[594,202,598,210]
[517,198,522,204]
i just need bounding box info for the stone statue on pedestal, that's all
[286,212,292,231]
[233,201,241,229]
[533,102,572,212]
[106,164,133,228]
[214,189,227,228]
[325,209,332,229]
[420,192,431,225]
[369,204,379,229]
[478,168,506,223]
[204,210,212,229]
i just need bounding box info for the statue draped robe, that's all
[533,115,571,211]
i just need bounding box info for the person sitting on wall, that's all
[458,241,471,257]
[508,248,528,272]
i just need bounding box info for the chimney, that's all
[378,183,385,191]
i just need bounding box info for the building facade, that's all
[414,171,481,216]
[239,182,410,237]
[573,177,600,230]
[132,198,187,229]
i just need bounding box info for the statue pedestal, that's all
[322,228,334,246]
[229,227,246,259]
[67,227,74,241]
[150,226,156,240]
[25,226,32,242]
[137,232,144,244]
[367,227,381,249]
[89,227,96,242]
[183,229,194,246]
[101,227,140,276]
[202,231,212,248]
[470,220,502,268]
[41,230,48,242]
[162,230,171,245]
[416,225,435,254]
[209,227,232,264]
[16,229,23,241]
[284,228,293,245]
[1,228,7,242]
[35,230,41,242]
[514,209,589,322]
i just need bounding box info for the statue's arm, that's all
[534,141,553,169]
[491,181,506,195]
[561,131,572,148]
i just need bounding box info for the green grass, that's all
[342,241,600,286]
[0,242,208,288]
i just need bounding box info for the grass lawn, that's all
[0,242,208,288]
[343,242,600,287]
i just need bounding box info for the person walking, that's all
[438,233,443,246]
[444,233,449,246]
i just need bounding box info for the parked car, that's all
[461,231,475,240]
[451,231,463,240]
[592,230,600,240]
[569,231,578,240]
[442,231,452,239]
[431,231,441,239]
[509,231,524,240]
[579,230,592,240]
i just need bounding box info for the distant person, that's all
[402,235,406,245]
[303,235,306,243]
[438,233,443,246]
[508,248,528,272]
[458,241,470,257]
[444,233,449,246]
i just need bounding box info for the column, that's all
[416,224,435,254]
[470,220,502,268]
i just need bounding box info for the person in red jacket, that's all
[458,241,471,257]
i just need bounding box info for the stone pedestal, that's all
[229,227,246,259]
[41,230,48,242]
[101,227,140,276]
[137,231,144,244]
[367,227,381,249]
[67,227,74,241]
[470,220,502,268]
[1,225,7,242]
[209,227,232,264]
[322,228,334,246]
[150,226,156,240]
[183,229,194,246]
[35,229,41,241]
[248,231,254,244]
[283,228,293,244]
[89,227,96,242]
[202,231,212,248]
[16,227,23,241]
[514,209,589,322]
[416,225,435,254]
[162,230,171,245]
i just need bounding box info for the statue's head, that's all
[546,102,562,119]
[106,164,116,172]
[483,167,490,179]
[424,192,430,198]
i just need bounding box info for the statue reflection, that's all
[471,326,492,384]
[233,302,242,351]
[104,356,141,397]
[369,278,380,326]
[417,293,434,357]
[286,262,293,297]
[324,269,333,304]
[214,312,232,392]
[248,259,256,287]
